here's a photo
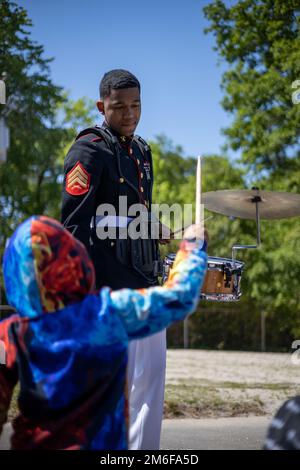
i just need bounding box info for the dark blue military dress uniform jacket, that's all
[61,123,158,290]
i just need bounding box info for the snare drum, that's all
[162,254,244,302]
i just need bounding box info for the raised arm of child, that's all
[110,227,207,339]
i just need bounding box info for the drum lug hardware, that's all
[224,266,232,288]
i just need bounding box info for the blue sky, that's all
[18,0,233,158]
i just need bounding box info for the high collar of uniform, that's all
[102,121,133,146]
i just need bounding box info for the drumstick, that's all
[196,155,202,225]
[171,216,213,237]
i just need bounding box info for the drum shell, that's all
[162,254,244,302]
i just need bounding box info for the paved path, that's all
[161,416,271,450]
[0,423,11,450]
[0,417,270,450]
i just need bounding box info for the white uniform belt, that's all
[95,215,134,228]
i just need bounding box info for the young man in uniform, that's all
[61,70,169,449]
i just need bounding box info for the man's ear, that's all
[96,100,105,115]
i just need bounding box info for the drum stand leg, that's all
[183,319,189,349]
[232,188,261,261]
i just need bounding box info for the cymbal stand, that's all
[232,187,261,261]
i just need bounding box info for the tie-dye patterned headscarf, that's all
[3,216,95,318]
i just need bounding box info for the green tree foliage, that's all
[151,135,196,206]
[162,1,300,352]
[151,136,246,255]
[1,0,299,351]
[56,94,99,168]
[0,2,98,232]
[183,0,300,350]
[0,1,98,303]
[0,1,64,240]
[203,0,300,177]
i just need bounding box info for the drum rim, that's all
[207,256,244,268]
[200,292,242,301]
[164,253,244,268]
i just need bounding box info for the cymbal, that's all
[202,189,300,220]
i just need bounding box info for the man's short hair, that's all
[99,69,140,98]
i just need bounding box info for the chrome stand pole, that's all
[232,187,261,261]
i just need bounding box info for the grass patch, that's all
[7,380,293,422]
[7,385,19,422]
[172,378,294,391]
[215,382,293,391]
[164,383,266,419]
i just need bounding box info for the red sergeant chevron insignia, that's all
[66,162,91,196]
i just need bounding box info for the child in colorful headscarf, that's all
[0,216,207,450]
